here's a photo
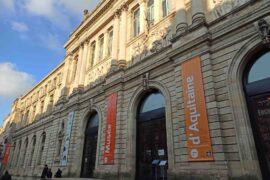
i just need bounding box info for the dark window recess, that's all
[244,50,270,180]
[81,112,99,178]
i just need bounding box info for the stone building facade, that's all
[1,0,270,179]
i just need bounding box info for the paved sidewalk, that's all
[13,177,100,180]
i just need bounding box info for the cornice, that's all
[64,0,116,49]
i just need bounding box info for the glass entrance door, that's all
[81,113,99,178]
[81,133,98,178]
[249,94,270,178]
[137,118,168,180]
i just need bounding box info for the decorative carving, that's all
[256,19,270,44]
[89,99,94,111]
[212,0,250,18]
[121,3,128,12]
[114,9,121,18]
[142,73,150,90]
[132,26,172,63]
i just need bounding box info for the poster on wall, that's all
[61,111,75,166]
[181,56,214,161]
[2,143,11,165]
[104,93,118,164]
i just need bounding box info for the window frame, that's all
[133,7,140,37]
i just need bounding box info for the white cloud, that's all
[23,0,71,30]
[0,0,15,12]
[58,0,101,17]
[0,63,35,102]
[37,33,63,53]
[11,21,29,32]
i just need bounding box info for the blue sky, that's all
[0,0,100,126]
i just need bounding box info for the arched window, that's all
[244,50,270,179]
[28,136,36,166]
[247,52,270,83]
[136,89,168,180]
[37,132,46,165]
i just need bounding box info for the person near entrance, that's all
[54,169,62,178]
[1,171,11,180]
[41,164,48,179]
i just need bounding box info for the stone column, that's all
[191,0,205,23]
[111,10,121,69]
[174,0,188,33]
[79,40,89,87]
[111,10,120,68]
[119,5,128,61]
[140,0,147,33]
[74,43,84,88]
[60,52,72,97]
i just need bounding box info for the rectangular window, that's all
[162,0,169,17]
[40,100,44,114]
[147,0,154,26]
[108,30,113,57]
[133,8,140,37]
[99,35,104,60]
[90,42,96,66]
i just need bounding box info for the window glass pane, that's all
[162,0,168,17]
[87,113,99,130]
[133,8,140,37]
[91,43,96,66]
[99,36,104,60]
[248,52,270,83]
[108,31,113,57]
[147,0,154,26]
[139,92,165,113]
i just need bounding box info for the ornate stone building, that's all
[1,0,270,179]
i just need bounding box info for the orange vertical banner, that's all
[104,93,118,164]
[181,56,213,161]
[2,143,11,165]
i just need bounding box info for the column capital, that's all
[84,39,90,45]
[121,3,129,12]
[79,42,84,47]
[65,51,73,58]
[114,9,121,18]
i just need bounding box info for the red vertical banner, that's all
[181,56,214,161]
[104,93,118,164]
[2,143,11,165]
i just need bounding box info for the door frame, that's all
[136,107,167,180]
[127,82,174,179]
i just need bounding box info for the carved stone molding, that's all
[121,3,129,12]
[142,73,150,90]
[254,17,270,44]
[88,99,94,111]
[212,0,250,18]
[114,9,121,18]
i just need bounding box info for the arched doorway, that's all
[136,89,168,180]
[81,112,99,178]
[244,50,270,179]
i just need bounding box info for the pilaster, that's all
[191,0,205,23]
[174,0,188,34]
[119,4,128,61]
